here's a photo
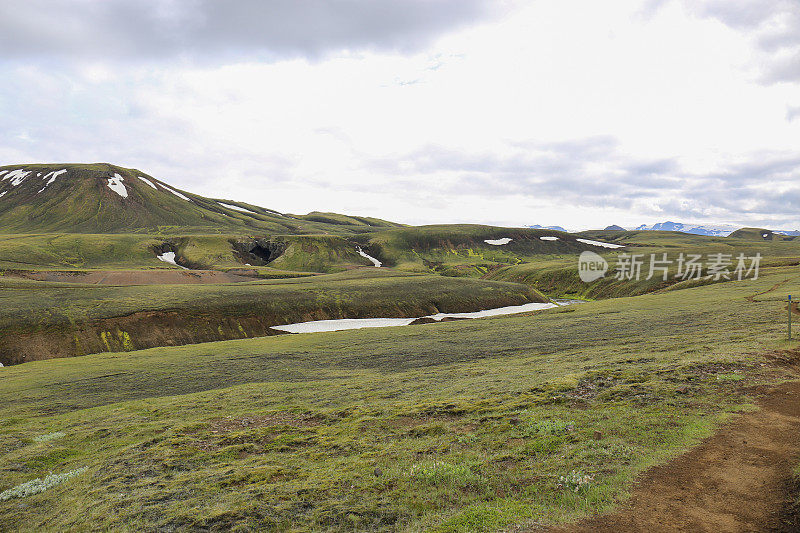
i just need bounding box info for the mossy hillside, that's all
[0,163,399,235]
[290,211,404,230]
[0,233,379,272]
[0,233,164,270]
[356,225,590,271]
[0,267,798,530]
[485,232,800,299]
[727,227,798,241]
[0,269,548,364]
[267,235,377,272]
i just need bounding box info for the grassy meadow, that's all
[1,265,798,531]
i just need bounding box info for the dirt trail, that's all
[541,359,800,532]
[745,280,800,315]
[746,280,790,303]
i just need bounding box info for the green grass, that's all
[0,269,546,364]
[0,232,394,272]
[0,267,798,530]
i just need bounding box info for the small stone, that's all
[593,431,602,441]
[373,468,383,477]
[509,417,520,426]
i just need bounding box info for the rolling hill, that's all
[0,163,402,234]
[728,227,799,241]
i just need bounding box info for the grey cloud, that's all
[365,139,800,225]
[787,106,800,122]
[0,0,503,63]
[651,0,800,83]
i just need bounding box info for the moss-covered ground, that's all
[1,266,798,531]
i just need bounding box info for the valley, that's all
[1,163,799,531]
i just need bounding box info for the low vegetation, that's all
[1,266,798,530]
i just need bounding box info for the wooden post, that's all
[789,295,793,340]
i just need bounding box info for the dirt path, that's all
[541,364,800,532]
[746,280,790,303]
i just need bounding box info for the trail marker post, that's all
[789,295,793,340]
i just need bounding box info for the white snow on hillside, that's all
[357,246,382,267]
[138,176,158,190]
[37,169,67,193]
[218,201,257,214]
[157,251,188,269]
[106,174,128,198]
[485,238,512,245]
[576,238,624,249]
[3,169,31,186]
[540,236,559,241]
[273,302,559,333]
[0,191,7,199]
[162,185,190,201]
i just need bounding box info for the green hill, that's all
[0,163,401,234]
[728,227,797,241]
[355,224,620,274]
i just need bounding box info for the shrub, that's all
[557,470,594,493]
[33,432,65,443]
[526,418,574,436]
[0,467,87,501]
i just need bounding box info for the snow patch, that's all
[37,170,66,193]
[162,185,190,201]
[484,238,512,245]
[762,233,769,238]
[218,201,257,214]
[0,191,6,199]
[540,236,559,241]
[157,251,188,270]
[273,317,417,333]
[3,169,31,186]
[272,301,558,334]
[427,302,558,320]
[357,246,382,267]
[575,238,624,249]
[138,176,158,190]
[107,174,128,198]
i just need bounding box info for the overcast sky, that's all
[2,0,799,230]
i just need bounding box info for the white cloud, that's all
[2,0,799,230]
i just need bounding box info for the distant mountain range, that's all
[528,224,568,232]
[605,221,800,237]
[631,221,739,236]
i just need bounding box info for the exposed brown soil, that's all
[0,309,296,365]
[7,269,258,285]
[538,352,800,533]
[408,316,470,325]
[745,280,790,303]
